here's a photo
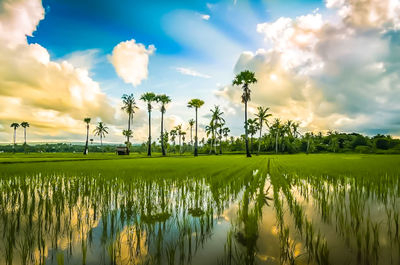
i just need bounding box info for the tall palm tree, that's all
[93,122,109,152]
[255,107,272,154]
[83,118,91,155]
[187,99,205,157]
[20,121,29,145]
[155,94,171,156]
[270,118,282,154]
[188,119,195,147]
[121,94,138,145]
[232,70,257,157]
[140,92,157,156]
[10,122,19,152]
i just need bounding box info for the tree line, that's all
[5,70,400,155]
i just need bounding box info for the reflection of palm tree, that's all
[155,94,171,156]
[121,94,138,145]
[255,107,272,154]
[20,121,30,145]
[187,99,205,157]
[10,122,19,152]
[140,92,157,156]
[83,118,91,155]
[93,122,109,151]
[232,70,257,157]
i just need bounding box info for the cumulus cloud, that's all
[0,0,117,142]
[176,67,211,78]
[110,39,155,87]
[217,0,400,136]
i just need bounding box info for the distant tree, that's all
[122,129,133,150]
[10,122,20,152]
[232,70,257,157]
[156,94,171,156]
[210,105,225,154]
[247,118,259,154]
[188,119,195,147]
[83,118,91,155]
[93,122,109,151]
[20,121,30,146]
[170,129,177,153]
[187,99,205,156]
[223,127,230,142]
[121,94,138,145]
[255,107,272,153]
[140,92,157,156]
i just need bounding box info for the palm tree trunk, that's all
[190,126,193,148]
[258,123,262,154]
[13,128,16,152]
[127,113,131,143]
[24,128,27,145]
[84,124,89,155]
[219,127,222,155]
[245,101,251,157]
[161,111,165,156]
[100,135,103,152]
[147,110,151,156]
[179,135,182,155]
[275,131,278,154]
[194,108,198,157]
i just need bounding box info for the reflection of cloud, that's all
[217,1,400,135]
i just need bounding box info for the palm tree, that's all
[205,122,216,154]
[121,94,138,145]
[10,122,19,152]
[232,70,257,157]
[255,107,272,154]
[155,94,171,156]
[188,119,195,147]
[93,122,109,152]
[222,127,230,142]
[83,118,91,155]
[210,105,225,155]
[174,125,183,154]
[247,118,259,154]
[20,121,30,145]
[187,99,205,157]
[140,92,157,156]
[270,118,283,154]
[170,129,177,153]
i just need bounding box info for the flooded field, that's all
[0,155,399,265]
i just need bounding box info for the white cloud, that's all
[176,67,211,78]
[109,39,155,87]
[0,0,120,142]
[217,0,400,136]
[0,0,44,47]
[201,14,210,20]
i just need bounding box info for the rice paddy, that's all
[0,154,399,265]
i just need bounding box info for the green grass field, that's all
[1,153,399,177]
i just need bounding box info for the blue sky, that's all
[28,0,324,97]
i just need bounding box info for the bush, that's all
[375,138,390,150]
[355,145,372,154]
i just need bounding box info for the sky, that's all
[0,0,400,144]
